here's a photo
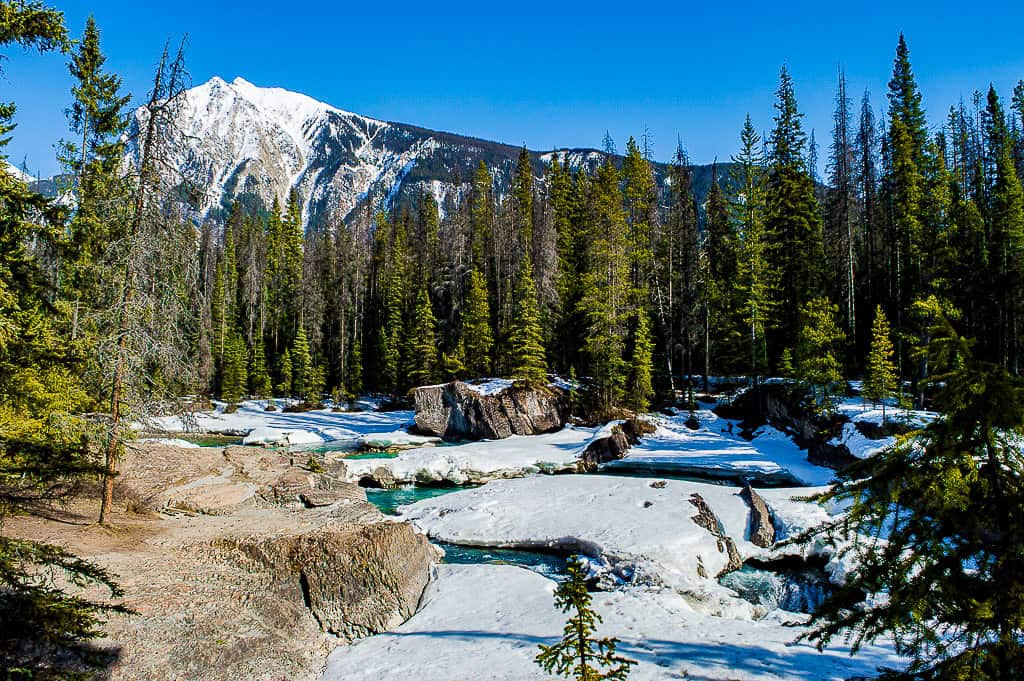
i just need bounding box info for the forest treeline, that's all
[184,35,1024,415]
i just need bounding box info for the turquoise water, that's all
[364,484,468,515]
[438,542,568,581]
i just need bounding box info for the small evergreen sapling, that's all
[862,305,897,422]
[535,556,635,680]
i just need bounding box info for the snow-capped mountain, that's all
[128,76,721,230]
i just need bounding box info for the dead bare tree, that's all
[96,39,198,524]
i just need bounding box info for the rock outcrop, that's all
[716,384,858,471]
[689,492,743,577]
[578,417,656,472]
[740,484,776,548]
[8,442,441,681]
[413,380,569,440]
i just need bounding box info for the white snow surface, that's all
[400,475,829,597]
[320,564,902,681]
[147,400,414,446]
[339,426,594,485]
[606,410,837,486]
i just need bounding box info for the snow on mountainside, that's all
[128,76,725,231]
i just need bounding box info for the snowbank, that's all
[146,400,415,445]
[400,475,829,598]
[320,564,902,681]
[338,426,595,485]
[605,410,836,486]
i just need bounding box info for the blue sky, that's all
[2,0,1023,177]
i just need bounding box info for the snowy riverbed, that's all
[140,389,907,679]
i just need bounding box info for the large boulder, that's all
[413,380,569,440]
[740,484,776,548]
[578,417,655,472]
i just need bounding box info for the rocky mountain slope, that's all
[126,76,724,230]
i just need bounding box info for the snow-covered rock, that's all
[412,380,569,440]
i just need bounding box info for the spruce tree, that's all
[730,116,774,380]
[275,348,292,397]
[220,327,248,403]
[535,556,636,681]
[862,305,897,422]
[462,268,494,377]
[291,325,312,400]
[0,7,130,676]
[508,255,547,384]
[800,312,1024,679]
[794,297,845,413]
[580,158,630,411]
[249,329,272,398]
[628,306,654,412]
[406,283,439,387]
[765,66,826,359]
[59,15,129,310]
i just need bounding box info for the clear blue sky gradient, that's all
[2,0,1023,177]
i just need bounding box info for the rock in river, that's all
[413,379,569,440]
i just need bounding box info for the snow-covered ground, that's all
[337,426,596,485]
[606,410,836,486]
[145,400,424,448]
[321,565,902,681]
[400,475,835,601]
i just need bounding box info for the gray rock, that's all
[578,417,655,472]
[413,380,569,440]
[740,484,776,548]
[689,492,743,576]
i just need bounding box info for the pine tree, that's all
[765,66,826,359]
[535,556,636,681]
[862,305,897,422]
[462,268,494,377]
[730,117,774,380]
[508,255,547,384]
[406,283,439,387]
[800,312,1024,679]
[703,162,739,383]
[794,297,845,413]
[276,348,292,397]
[0,7,131,677]
[512,145,534,249]
[291,325,312,399]
[628,306,654,412]
[580,158,630,411]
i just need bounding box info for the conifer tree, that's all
[462,268,494,377]
[730,117,774,380]
[275,348,292,397]
[581,158,630,411]
[628,306,654,412]
[59,15,129,312]
[220,327,247,403]
[862,305,897,421]
[794,297,845,413]
[535,556,636,681]
[800,312,1024,679]
[765,66,826,359]
[512,146,535,249]
[249,328,272,398]
[508,255,547,384]
[291,325,312,399]
[703,163,739,384]
[406,283,439,387]
[0,7,131,676]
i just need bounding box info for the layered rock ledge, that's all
[6,442,440,681]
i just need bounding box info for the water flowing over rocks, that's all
[412,379,569,440]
